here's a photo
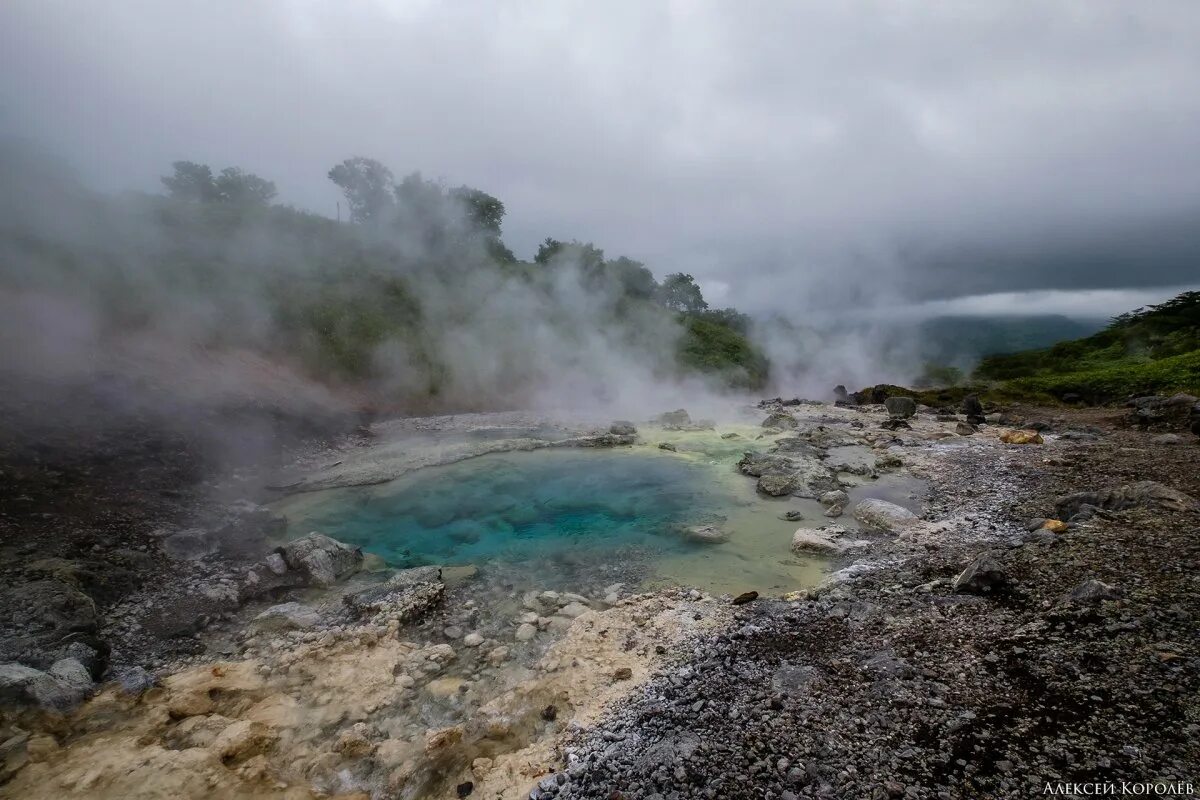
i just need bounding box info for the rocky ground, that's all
[1,389,1198,799]
[548,404,1200,799]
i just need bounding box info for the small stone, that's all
[731,591,758,606]
[462,633,484,647]
[515,623,537,641]
[456,780,475,797]
[541,704,558,721]
[612,667,633,681]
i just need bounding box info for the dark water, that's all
[284,449,727,569]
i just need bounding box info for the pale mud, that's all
[2,592,728,800]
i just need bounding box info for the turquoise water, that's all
[280,449,728,570]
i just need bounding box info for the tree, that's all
[607,256,657,300]
[535,238,564,264]
[657,273,708,312]
[450,187,505,236]
[214,167,276,206]
[162,161,216,202]
[328,157,395,225]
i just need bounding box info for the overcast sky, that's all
[2,1,1197,316]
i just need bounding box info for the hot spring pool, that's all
[273,444,919,594]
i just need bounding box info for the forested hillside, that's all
[0,145,767,413]
[973,291,1200,401]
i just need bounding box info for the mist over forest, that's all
[0,140,776,441]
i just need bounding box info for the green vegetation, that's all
[1,147,768,407]
[973,291,1200,402]
[678,313,769,389]
[866,292,1200,406]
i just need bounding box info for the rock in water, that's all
[683,524,729,544]
[852,498,918,532]
[276,533,363,587]
[819,489,849,507]
[791,527,852,555]
[884,396,917,419]
[952,555,1008,594]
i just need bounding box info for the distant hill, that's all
[916,314,1105,367]
[973,290,1200,401]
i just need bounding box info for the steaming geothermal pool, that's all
[274,433,925,594]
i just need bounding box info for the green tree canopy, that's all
[657,272,708,312]
[328,157,395,225]
[161,161,217,202]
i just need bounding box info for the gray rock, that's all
[251,602,321,632]
[791,527,857,555]
[343,566,444,623]
[609,421,637,436]
[739,451,840,499]
[682,524,729,544]
[952,555,1008,594]
[762,411,799,430]
[955,421,978,436]
[276,532,363,587]
[1055,480,1199,520]
[109,665,156,695]
[780,510,805,522]
[658,442,678,452]
[1151,433,1182,445]
[819,490,849,507]
[852,498,918,532]
[0,661,90,710]
[884,396,917,419]
[1067,579,1120,604]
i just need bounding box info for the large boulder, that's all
[0,660,92,710]
[738,451,840,499]
[344,566,444,624]
[276,533,363,587]
[790,526,866,556]
[884,396,916,420]
[852,498,918,532]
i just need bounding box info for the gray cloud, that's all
[2,1,1198,315]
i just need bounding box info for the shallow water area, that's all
[276,441,828,595]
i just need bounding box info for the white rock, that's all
[463,633,484,647]
[852,498,918,532]
[515,623,537,641]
